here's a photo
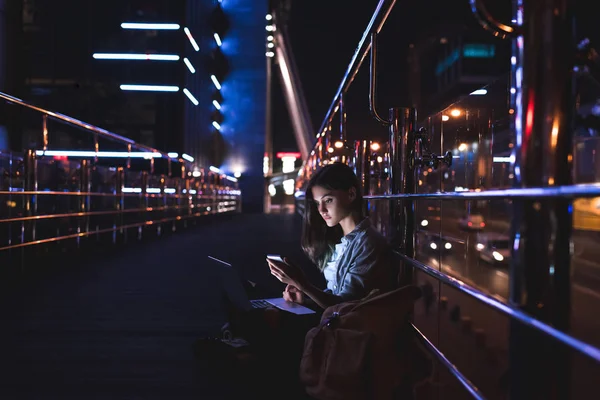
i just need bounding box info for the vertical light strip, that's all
[210,75,221,90]
[183,27,200,51]
[183,88,199,105]
[183,57,196,73]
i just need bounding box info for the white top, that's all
[323,237,349,292]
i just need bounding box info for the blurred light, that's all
[377,156,383,163]
[212,100,221,110]
[470,89,487,95]
[327,147,334,153]
[212,121,221,130]
[268,184,276,197]
[441,115,450,122]
[267,35,274,41]
[120,84,179,92]
[183,58,196,73]
[184,27,200,51]
[476,243,485,251]
[266,25,274,31]
[370,142,380,151]
[334,141,343,148]
[93,53,179,61]
[183,88,199,105]
[121,23,180,30]
[493,156,514,163]
[168,152,178,158]
[182,153,194,162]
[36,150,161,158]
[458,143,468,152]
[283,179,295,195]
[234,171,241,178]
[421,219,429,227]
[211,75,222,90]
[210,166,221,174]
[214,33,222,47]
[492,251,504,262]
[281,156,296,173]
[266,14,273,20]
[450,109,461,117]
[266,51,275,57]
[445,242,452,250]
[267,42,274,48]
[430,242,437,250]
[192,170,201,178]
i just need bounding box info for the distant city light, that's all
[212,100,221,110]
[470,89,487,95]
[121,23,180,30]
[210,75,222,90]
[168,152,179,158]
[266,51,275,57]
[183,88,199,106]
[93,53,180,61]
[267,35,274,41]
[212,121,221,130]
[214,33,222,47]
[266,14,273,21]
[182,153,194,162]
[120,84,179,92]
[184,27,200,51]
[183,58,196,73]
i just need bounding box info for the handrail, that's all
[0,91,171,159]
[411,323,486,400]
[316,0,397,137]
[468,0,518,39]
[396,251,600,364]
[364,183,600,200]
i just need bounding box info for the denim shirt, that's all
[324,218,396,301]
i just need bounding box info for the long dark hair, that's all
[301,162,364,270]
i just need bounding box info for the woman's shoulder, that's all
[350,220,389,249]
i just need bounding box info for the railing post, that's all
[509,0,575,398]
[114,167,124,244]
[388,108,417,279]
[159,174,166,235]
[139,171,148,240]
[79,159,90,246]
[355,140,371,217]
[23,149,37,248]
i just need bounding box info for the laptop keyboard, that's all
[250,299,271,309]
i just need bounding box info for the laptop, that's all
[208,255,316,315]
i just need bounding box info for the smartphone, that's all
[266,254,285,263]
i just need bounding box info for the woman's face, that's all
[311,185,355,227]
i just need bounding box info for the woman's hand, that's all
[267,257,308,290]
[283,284,305,304]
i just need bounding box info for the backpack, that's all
[299,285,429,400]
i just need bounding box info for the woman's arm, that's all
[297,281,344,309]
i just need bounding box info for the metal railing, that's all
[0,91,241,270]
[294,0,599,398]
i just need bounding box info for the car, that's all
[476,233,510,265]
[419,232,454,254]
[458,213,486,231]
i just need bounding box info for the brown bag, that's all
[299,285,423,400]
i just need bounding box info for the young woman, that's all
[267,162,397,309]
